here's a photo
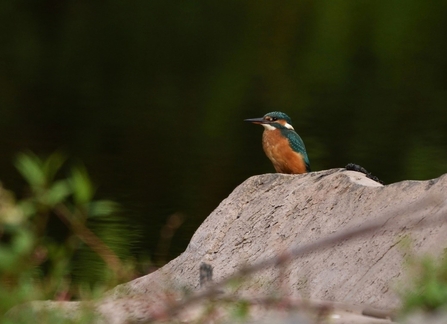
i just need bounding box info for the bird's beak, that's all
[244,117,266,124]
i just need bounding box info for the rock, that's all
[7,169,447,323]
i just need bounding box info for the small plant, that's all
[401,251,447,313]
[0,152,137,319]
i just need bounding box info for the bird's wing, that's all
[282,129,311,172]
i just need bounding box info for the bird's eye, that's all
[271,117,277,121]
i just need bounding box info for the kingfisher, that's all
[244,111,310,174]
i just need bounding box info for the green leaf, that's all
[12,227,34,255]
[18,200,37,218]
[45,180,72,207]
[0,246,18,270]
[0,226,34,270]
[232,300,250,319]
[89,200,120,218]
[70,166,94,205]
[14,152,45,189]
[42,152,66,183]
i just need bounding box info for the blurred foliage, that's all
[0,0,447,261]
[401,252,447,314]
[0,152,137,319]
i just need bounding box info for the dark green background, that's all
[1,0,447,263]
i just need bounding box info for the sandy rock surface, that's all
[8,169,447,323]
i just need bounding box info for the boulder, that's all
[8,169,447,323]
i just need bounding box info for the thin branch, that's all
[54,204,125,278]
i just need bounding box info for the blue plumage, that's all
[280,128,311,172]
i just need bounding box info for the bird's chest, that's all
[262,130,292,163]
[262,129,306,174]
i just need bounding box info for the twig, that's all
[54,204,125,279]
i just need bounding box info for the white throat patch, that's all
[261,124,276,131]
[284,122,294,130]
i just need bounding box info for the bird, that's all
[244,111,310,174]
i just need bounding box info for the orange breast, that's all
[262,130,307,174]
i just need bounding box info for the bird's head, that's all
[244,111,294,130]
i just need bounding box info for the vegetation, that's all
[0,152,136,320]
[401,252,447,314]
